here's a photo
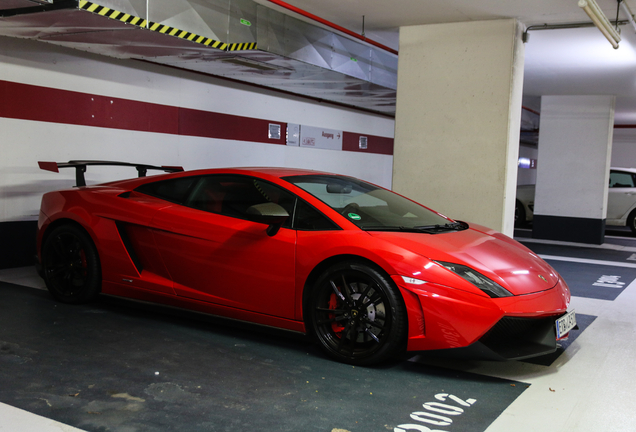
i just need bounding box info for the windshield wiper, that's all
[414,222,464,232]
[362,223,466,234]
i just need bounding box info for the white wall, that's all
[0,36,395,222]
[611,128,636,168]
[534,95,614,220]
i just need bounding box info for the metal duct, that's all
[0,0,397,114]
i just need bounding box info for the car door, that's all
[149,175,297,319]
[607,170,636,221]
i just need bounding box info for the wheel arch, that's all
[39,217,95,255]
[303,254,386,302]
[627,207,636,232]
[301,254,408,335]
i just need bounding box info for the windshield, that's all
[284,175,465,233]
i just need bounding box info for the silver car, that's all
[516,167,636,233]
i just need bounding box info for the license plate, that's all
[555,310,576,339]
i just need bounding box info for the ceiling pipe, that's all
[265,0,398,55]
[523,19,627,42]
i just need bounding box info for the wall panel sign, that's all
[300,125,343,151]
[268,123,281,139]
[286,123,300,146]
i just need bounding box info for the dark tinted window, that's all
[138,174,338,231]
[609,171,636,188]
[185,175,296,226]
[135,176,197,204]
[294,200,339,230]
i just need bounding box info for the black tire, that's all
[306,261,407,365]
[515,200,526,227]
[628,210,636,235]
[42,224,101,304]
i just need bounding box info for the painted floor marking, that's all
[593,275,626,288]
[538,254,636,268]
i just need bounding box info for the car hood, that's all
[368,228,559,295]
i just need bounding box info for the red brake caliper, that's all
[329,292,344,337]
[79,248,88,276]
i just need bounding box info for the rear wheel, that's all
[307,261,406,365]
[42,224,101,304]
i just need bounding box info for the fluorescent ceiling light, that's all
[578,0,621,49]
[620,0,636,33]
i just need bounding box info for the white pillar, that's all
[533,95,615,244]
[393,19,525,237]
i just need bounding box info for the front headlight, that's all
[435,261,513,298]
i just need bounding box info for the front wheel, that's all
[42,224,101,304]
[628,210,636,235]
[306,261,407,365]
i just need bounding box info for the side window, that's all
[140,174,338,231]
[185,175,296,224]
[609,171,636,188]
[135,176,198,204]
[293,200,339,230]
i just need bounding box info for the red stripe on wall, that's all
[179,108,286,145]
[342,132,394,155]
[0,79,392,154]
[0,80,179,134]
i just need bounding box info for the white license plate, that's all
[555,310,576,339]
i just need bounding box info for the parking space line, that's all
[538,254,636,268]
[518,237,636,252]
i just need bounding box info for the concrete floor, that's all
[1,231,636,431]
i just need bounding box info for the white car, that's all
[516,167,636,233]
[607,167,636,232]
[515,184,535,226]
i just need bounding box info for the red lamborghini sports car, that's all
[36,161,575,365]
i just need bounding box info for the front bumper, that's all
[395,275,571,359]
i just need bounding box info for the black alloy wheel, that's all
[42,224,101,304]
[307,261,406,365]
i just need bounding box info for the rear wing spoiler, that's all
[38,160,184,187]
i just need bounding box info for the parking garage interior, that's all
[3,1,636,431]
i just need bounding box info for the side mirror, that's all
[246,202,289,236]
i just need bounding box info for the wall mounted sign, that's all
[300,125,343,151]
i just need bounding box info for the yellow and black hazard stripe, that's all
[79,0,147,27]
[227,42,258,51]
[78,1,258,52]
[145,22,226,49]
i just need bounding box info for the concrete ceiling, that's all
[258,0,636,124]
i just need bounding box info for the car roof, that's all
[93,166,343,190]
[611,167,636,174]
[196,166,337,178]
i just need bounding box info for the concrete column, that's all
[393,19,525,237]
[533,95,615,244]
